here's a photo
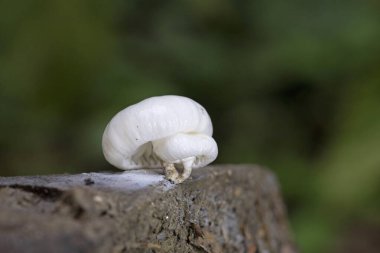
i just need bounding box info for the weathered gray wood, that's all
[0,165,297,253]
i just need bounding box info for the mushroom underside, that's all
[129,133,216,184]
[130,142,199,184]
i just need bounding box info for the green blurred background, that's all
[1,0,379,252]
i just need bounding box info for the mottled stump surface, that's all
[0,165,297,253]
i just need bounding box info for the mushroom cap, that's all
[102,95,217,169]
[152,132,218,169]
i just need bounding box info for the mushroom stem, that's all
[164,163,179,183]
[179,157,195,182]
[164,157,195,184]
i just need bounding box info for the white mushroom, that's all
[102,95,218,184]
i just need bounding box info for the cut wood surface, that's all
[0,165,297,253]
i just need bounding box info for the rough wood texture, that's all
[0,165,297,253]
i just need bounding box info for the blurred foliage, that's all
[1,0,380,252]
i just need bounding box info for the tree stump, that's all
[0,165,297,253]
